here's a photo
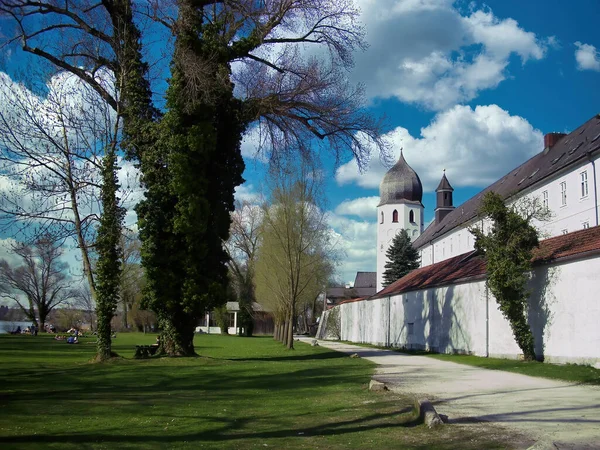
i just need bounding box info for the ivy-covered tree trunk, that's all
[137,2,245,356]
[471,192,540,361]
[95,148,125,361]
[159,313,197,356]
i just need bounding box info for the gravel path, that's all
[299,338,600,450]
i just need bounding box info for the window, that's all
[450,238,453,254]
[409,210,415,223]
[407,322,414,336]
[392,210,398,223]
[561,229,568,235]
[583,221,590,229]
[581,171,589,198]
[380,211,384,224]
[542,190,548,209]
[560,181,567,206]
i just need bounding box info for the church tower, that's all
[377,151,424,291]
[434,171,454,223]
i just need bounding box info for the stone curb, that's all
[369,379,388,391]
[416,398,444,428]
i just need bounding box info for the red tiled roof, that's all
[532,225,600,262]
[373,251,486,299]
[336,296,369,306]
[372,225,600,299]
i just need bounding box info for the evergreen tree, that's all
[382,229,420,287]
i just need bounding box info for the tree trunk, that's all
[96,309,112,361]
[286,308,294,349]
[160,315,196,356]
[282,320,289,344]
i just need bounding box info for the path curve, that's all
[299,338,600,450]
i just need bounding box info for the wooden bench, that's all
[134,345,159,359]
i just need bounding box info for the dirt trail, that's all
[299,338,600,450]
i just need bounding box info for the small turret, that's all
[435,171,454,223]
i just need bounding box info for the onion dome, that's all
[379,151,423,206]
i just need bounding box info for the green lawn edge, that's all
[334,340,600,385]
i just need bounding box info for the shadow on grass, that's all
[0,408,421,446]
[225,350,349,362]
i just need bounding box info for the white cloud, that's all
[335,196,379,219]
[575,42,600,72]
[336,104,543,191]
[327,213,376,283]
[352,1,548,109]
[234,183,261,203]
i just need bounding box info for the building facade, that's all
[413,116,600,267]
[376,152,424,291]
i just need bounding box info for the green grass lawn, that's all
[426,353,600,385]
[0,333,520,449]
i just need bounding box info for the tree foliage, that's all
[1,0,388,356]
[0,235,74,329]
[255,162,335,349]
[382,229,420,287]
[470,192,541,361]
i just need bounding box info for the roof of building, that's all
[226,301,271,313]
[354,271,376,288]
[373,224,600,299]
[436,172,454,192]
[413,114,600,249]
[379,151,423,206]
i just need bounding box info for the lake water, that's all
[0,321,35,334]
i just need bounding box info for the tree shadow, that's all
[528,265,558,362]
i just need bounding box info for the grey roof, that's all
[225,301,271,313]
[413,114,600,249]
[326,287,347,299]
[379,151,423,206]
[354,271,376,288]
[436,173,454,191]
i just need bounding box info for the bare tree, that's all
[225,200,262,336]
[1,0,389,355]
[71,285,96,331]
[255,160,336,349]
[0,70,124,302]
[0,235,74,329]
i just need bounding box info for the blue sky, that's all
[239,0,600,283]
[1,0,599,285]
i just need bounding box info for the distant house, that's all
[326,272,377,307]
[196,301,273,335]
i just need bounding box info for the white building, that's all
[319,114,600,364]
[376,151,424,291]
[412,118,600,267]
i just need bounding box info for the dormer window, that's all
[392,210,398,223]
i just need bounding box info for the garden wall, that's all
[318,254,600,366]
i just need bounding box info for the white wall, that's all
[320,253,600,365]
[418,154,600,268]
[377,203,424,290]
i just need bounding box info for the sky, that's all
[1,0,600,287]
[240,0,600,284]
